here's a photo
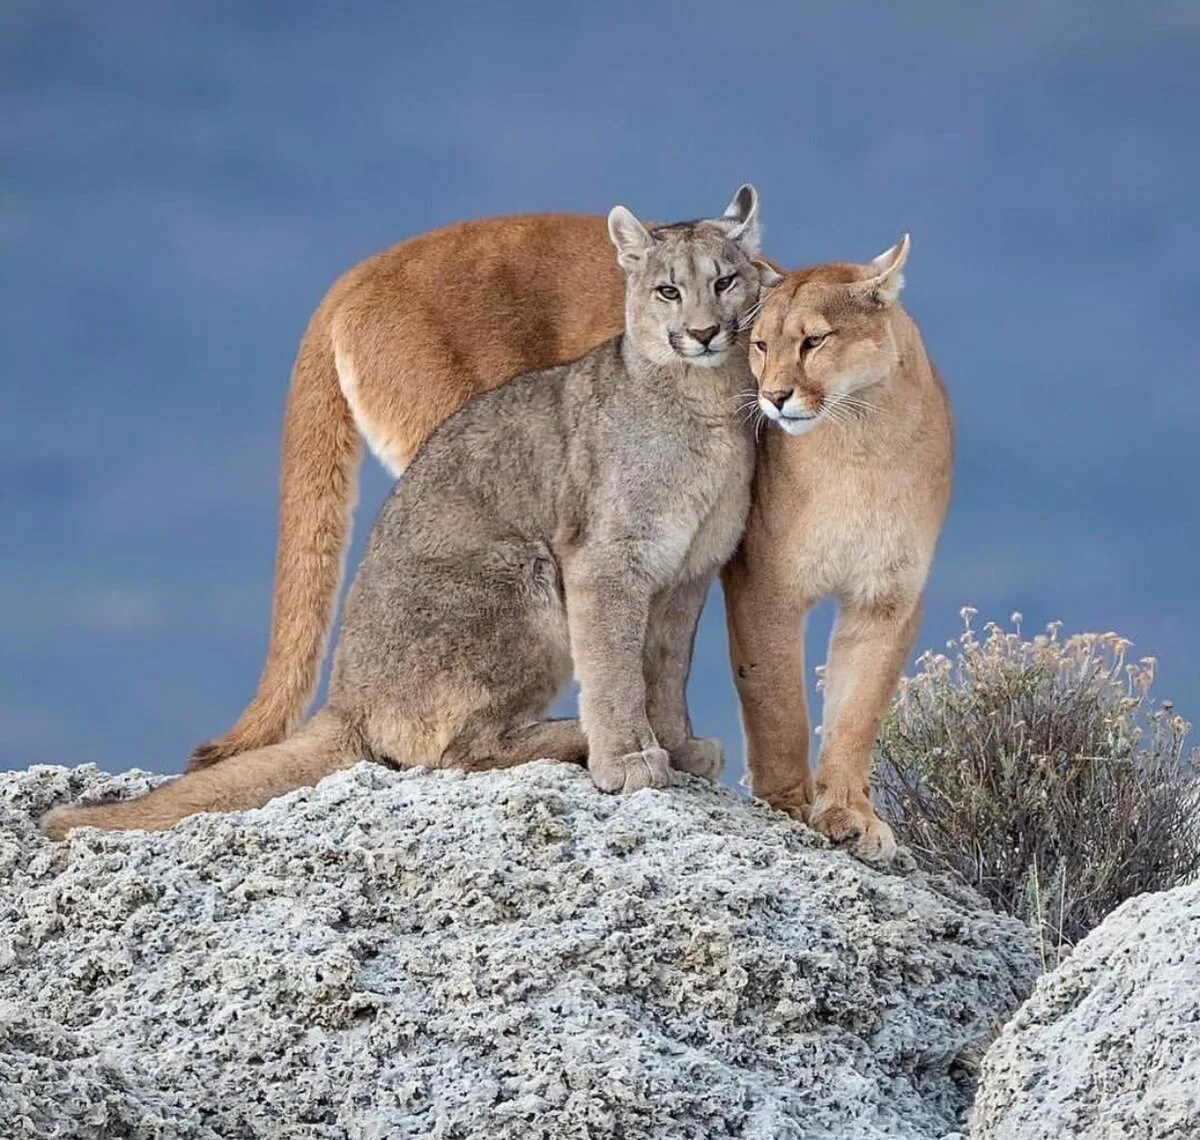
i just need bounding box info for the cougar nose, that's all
[762,388,794,410]
[688,325,720,347]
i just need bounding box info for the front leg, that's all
[722,549,816,819]
[564,557,671,794]
[811,598,921,864]
[644,576,723,781]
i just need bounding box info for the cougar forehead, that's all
[643,220,749,272]
[755,265,871,339]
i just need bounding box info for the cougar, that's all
[724,237,953,862]
[42,188,776,838]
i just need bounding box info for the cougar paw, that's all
[764,787,813,825]
[670,737,724,781]
[809,789,897,865]
[590,747,672,795]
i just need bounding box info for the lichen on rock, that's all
[973,882,1200,1140]
[1,761,1037,1139]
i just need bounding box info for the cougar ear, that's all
[854,234,910,306]
[753,258,784,290]
[607,205,654,270]
[719,183,761,253]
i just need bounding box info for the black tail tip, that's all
[185,740,235,772]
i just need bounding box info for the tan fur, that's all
[191,215,626,767]
[723,237,952,862]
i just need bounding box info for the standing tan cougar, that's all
[724,238,953,862]
[42,188,776,838]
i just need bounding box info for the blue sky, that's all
[2,1,1198,781]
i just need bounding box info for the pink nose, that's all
[689,325,719,346]
[762,388,793,410]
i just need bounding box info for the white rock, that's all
[1,761,1037,1139]
[973,882,1200,1139]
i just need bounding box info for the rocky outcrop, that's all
[973,882,1200,1140]
[1,761,1037,1139]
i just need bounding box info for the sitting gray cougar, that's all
[42,185,779,838]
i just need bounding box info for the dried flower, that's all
[876,609,1200,968]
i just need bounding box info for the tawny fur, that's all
[723,237,953,863]
[42,193,769,840]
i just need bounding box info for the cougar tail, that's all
[41,710,360,839]
[189,304,362,770]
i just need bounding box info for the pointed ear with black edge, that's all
[718,183,761,253]
[752,257,785,290]
[853,234,910,306]
[607,205,654,270]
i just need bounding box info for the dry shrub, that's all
[875,610,1200,967]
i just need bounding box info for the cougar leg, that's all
[722,552,818,818]
[808,599,920,863]
[442,718,588,771]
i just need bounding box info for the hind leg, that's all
[442,717,588,771]
[340,549,578,770]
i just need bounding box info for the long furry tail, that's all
[188,305,362,770]
[42,710,360,840]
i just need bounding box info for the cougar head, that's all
[607,185,781,369]
[749,236,911,435]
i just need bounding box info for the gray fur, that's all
[330,193,769,793]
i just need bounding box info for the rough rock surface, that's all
[973,882,1200,1140]
[0,761,1037,1139]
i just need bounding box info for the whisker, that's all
[830,394,876,423]
[735,301,764,332]
[825,400,867,432]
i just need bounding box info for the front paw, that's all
[762,785,813,824]
[669,737,724,781]
[589,747,672,794]
[809,787,897,865]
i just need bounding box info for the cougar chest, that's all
[781,450,926,608]
[677,416,755,581]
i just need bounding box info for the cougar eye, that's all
[656,284,681,301]
[802,333,829,350]
[751,340,767,354]
[714,274,736,294]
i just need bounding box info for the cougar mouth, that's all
[668,331,729,366]
[760,399,821,436]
